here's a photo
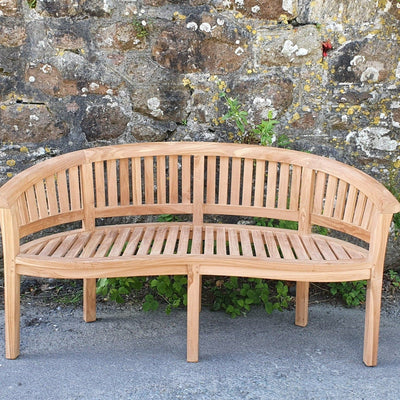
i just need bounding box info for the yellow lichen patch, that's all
[289,113,300,123]
[304,84,311,92]
[20,146,29,153]
[45,146,51,153]
[393,160,400,169]
[217,80,227,91]
[0,105,6,110]
[235,12,244,19]
[182,77,192,87]
[338,36,346,44]
[7,172,13,178]
[6,159,16,167]
[173,11,186,20]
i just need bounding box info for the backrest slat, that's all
[119,158,130,206]
[289,165,301,211]
[266,161,278,208]
[144,156,154,205]
[277,163,290,209]
[56,170,70,213]
[94,161,106,208]
[25,186,39,221]
[333,180,348,220]
[353,192,367,226]
[312,171,326,215]
[157,156,167,204]
[218,157,229,205]
[45,175,59,215]
[322,175,338,217]
[35,180,48,219]
[242,158,254,206]
[106,160,118,207]
[69,166,81,210]
[169,155,178,204]
[206,156,216,204]
[182,155,191,204]
[132,157,142,205]
[230,157,241,206]
[343,185,358,223]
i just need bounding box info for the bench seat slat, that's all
[52,234,78,257]
[122,227,144,256]
[163,226,179,255]
[191,226,203,255]
[94,231,118,258]
[136,226,156,255]
[108,228,132,257]
[150,226,168,255]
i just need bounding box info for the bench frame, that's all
[1,142,399,366]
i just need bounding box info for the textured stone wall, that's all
[0,0,399,264]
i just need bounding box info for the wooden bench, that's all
[1,142,399,366]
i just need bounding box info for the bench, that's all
[1,142,399,366]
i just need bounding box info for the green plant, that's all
[145,275,188,314]
[132,16,152,38]
[97,277,145,303]
[388,269,400,289]
[210,277,291,317]
[217,80,289,147]
[328,281,367,307]
[157,214,180,222]
[26,0,36,8]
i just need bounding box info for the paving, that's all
[0,300,400,400]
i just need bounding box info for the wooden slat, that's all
[206,156,216,204]
[69,166,81,210]
[289,165,302,211]
[150,226,168,255]
[45,176,59,215]
[287,233,309,260]
[136,226,156,255]
[163,225,179,255]
[254,159,265,207]
[361,199,374,229]
[300,236,324,261]
[216,226,226,256]
[251,229,266,259]
[313,171,326,215]
[275,232,295,260]
[52,234,78,257]
[119,158,130,206]
[182,155,191,204]
[333,180,348,220]
[131,157,142,205]
[157,156,167,204]
[227,228,240,256]
[204,226,214,255]
[177,225,191,255]
[122,227,143,256]
[17,195,30,225]
[108,228,132,257]
[144,157,154,205]
[329,241,350,260]
[353,192,367,226]
[266,161,277,208]
[239,229,253,257]
[169,155,178,204]
[343,185,358,223]
[313,237,337,261]
[218,157,229,205]
[193,155,204,226]
[323,175,338,217]
[263,231,280,259]
[94,161,106,208]
[242,158,253,206]
[94,230,118,258]
[38,237,61,257]
[25,186,39,221]
[65,232,91,258]
[191,226,203,254]
[277,163,290,209]
[80,231,104,258]
[24,241,46,255]
[230,158,241,205]
[107,160,118,207]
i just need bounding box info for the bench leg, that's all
[363,277,382,367]
[4,268,20,359]
[187,265,200,362]
[295,281,309,327]
[83,278,97,322]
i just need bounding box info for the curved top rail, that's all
[0,142,399,214]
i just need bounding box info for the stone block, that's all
[0,19,26,47]
[36,0,113,18]
[257,25,321,67]
[25,64,79,97]
[0,0,18,16]
[81,104,130,141]
[0,104,68,142]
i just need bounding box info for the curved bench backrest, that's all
[3,142,398,244]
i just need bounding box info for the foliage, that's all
[97,277,145,303]
[132,16,152,38]
[254,217,298,230]
[26,0,36,8]
[217,80,289,147]
[210,277,291,318]
[388,269,400,289]
[157,214,180,222]
[328,281,367,307]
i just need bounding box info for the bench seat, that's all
[18,223,369,282]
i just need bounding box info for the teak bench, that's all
[1,142,399,366]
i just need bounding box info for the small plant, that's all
[97,277,145,303]
[388,269,400,289]
[328,281,367,307]
[26,0,36,8]
[216,79,289,147]
[132,16,152,38]
[157,214,180,222]
[210,277,291,317]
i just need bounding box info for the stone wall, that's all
[0,0,399,265]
